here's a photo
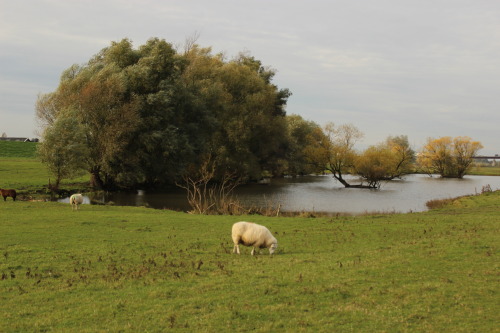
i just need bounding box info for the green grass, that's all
[0,140,499,332]
[470,165,500,176]
[0,141,88,195]
[0,141,38,158]
[0,192,498,332]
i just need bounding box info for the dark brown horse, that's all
[0,189,17,201]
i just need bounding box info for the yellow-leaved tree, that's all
[303,122,365,188]
[418,136,483,178]
[355,135,415,188]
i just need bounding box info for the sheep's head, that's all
[269,242,278,255]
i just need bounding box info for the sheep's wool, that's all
[232,221,278,255]
[70,194,84,210]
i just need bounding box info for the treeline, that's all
[36,38,483,191]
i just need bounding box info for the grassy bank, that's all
[0,190,498,332]
[0,141,38,158]
[469,165,500,176]
[0,141,88,196]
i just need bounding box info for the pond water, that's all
[60,174,500,214]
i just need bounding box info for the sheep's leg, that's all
[251,247,255,256]
[233,244,240,254]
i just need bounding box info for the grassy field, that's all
[1,192,498,332]
[0,140,499,332]
[0,141,88,195]
[0,141,38,158]
[470,165,500,176]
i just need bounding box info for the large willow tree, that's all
[36,38,291,189]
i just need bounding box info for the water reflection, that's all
[60,174,500,214]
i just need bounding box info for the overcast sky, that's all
[1,0,499,154]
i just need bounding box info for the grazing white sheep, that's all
[69,193,84,210]
[232,221,278,255]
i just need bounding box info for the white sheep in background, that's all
[69,193,84,210]
[232,221,278,255]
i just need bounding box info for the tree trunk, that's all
[333,173,378,189]
[335,175,351,188]
[90,167,104,190]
